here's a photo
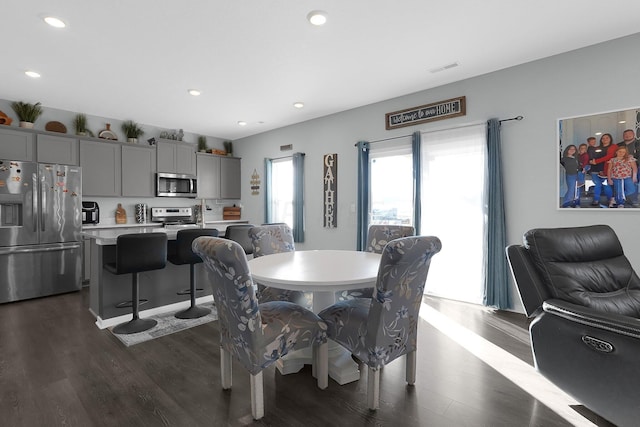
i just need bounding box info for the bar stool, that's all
[168,228,219,319]
[104,233,168,334]
[224,224,255,255]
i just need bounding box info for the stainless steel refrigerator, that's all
[0,159,82,303]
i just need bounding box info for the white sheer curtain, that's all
[420,124,487,304]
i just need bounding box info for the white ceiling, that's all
[3,1,640,140]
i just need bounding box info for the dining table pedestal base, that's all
[274,341,360,385]
[274,290,361,384]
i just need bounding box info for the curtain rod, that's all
[355,115,524,146]
[267,152,306,161]
[499,115,524,123]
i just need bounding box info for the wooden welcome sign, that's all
[323,153,337,228]
[385,96,466,130]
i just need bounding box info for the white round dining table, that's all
[247,249,382,384]
[248,249,381,311]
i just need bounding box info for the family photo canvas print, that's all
[558,106,640,209]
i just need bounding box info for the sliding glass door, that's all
[420,124,487,304]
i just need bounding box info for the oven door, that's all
[156,173,197,198]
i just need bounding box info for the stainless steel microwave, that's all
[156,172,198,198]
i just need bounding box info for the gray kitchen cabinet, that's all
[37,133,78,165]
[157,139,196,175]
[220,156,241,199]
[197,153,241,199]
[196,153,221,199]
[0,127,35,161]
[80,139,121,196]
[121,144,156,197]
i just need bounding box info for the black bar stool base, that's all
[113,318,158,335]
[175,305,211,319]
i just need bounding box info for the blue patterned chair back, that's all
[366,235,441,367]
[366,225,416,254]
[249,224,295,257]
[193,236,325,375]
[249,224,312,307]
[192,237,265,373]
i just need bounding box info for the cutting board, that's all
[223,206,241,220]
[115,203,127,224]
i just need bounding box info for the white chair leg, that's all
[406,350,416,385]
[250,371,264,420]
[317,341,328,389]
[312,345,317,378]
[367,367,380,410]
[220,346,232,390]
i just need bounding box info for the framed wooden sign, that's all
[385,96,466,130]
[323,153,337,228]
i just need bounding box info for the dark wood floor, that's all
[0,290,613,427]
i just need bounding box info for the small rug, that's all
[110,302,217,347]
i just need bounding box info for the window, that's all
[269,158,293,228]
[370,143,413,226]
[265,153,305,242]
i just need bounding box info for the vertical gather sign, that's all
[324,153,337,228]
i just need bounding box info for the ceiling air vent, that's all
[280,144,293,151]
[429,62,459,74]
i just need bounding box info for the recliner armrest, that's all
[543,299,640,339]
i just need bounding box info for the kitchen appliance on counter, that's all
[82,201,100,225]
[0,159,82,303]
[156,172,197,198]
[150,207,197,229]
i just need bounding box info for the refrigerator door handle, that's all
[41,175,46,232]
[0,242,81,256]
[32,172,38,232]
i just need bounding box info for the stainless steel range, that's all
[150,207,197,229]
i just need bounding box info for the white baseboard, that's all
[93,295,214,330]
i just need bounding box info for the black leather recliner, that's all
[506,224,640,427]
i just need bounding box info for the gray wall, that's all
[235,33,640,312]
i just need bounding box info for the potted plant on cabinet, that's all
[197,135,208,152]
[223,140,233,156]
[121,120,144,143]
[73,113,94,137]
[11,101,43,128]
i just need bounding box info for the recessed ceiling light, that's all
[307,10,327,26]
[188,89,201,96]
[44,16,66,28]
[619,120,626,124]
[293,102,304,109]
[237,121,247,126]
[25,70,41,78]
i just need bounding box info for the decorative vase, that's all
[127,138,137,144]
[0,111,12,126]
[19,121,34,129]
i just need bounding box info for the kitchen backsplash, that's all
[86,197,240,225]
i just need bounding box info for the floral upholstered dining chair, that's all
[319,235,441,410]
[249,224,312,309]
[336,224,415,302]
[192,236,328,420]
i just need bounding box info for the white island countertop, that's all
[82,220,249,245]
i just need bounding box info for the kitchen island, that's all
[83,220,247,328]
